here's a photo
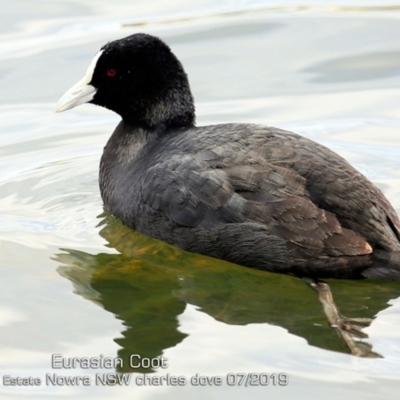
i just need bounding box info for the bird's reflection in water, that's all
[55,214,400,373]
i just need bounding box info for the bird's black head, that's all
[56,33,195,129]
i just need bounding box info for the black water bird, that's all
[56,33,400,356]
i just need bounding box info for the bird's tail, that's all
[363,250,400,279]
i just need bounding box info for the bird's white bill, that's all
[55,50,103,113]
[55,81,97,112]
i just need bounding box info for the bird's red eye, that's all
[106,69,117,77]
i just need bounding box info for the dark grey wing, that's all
[140,155,246,228]
[253,128,400,252]
[140,153,372,261]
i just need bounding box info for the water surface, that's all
[1,1,400,399]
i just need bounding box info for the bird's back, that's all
[100,122,400,278]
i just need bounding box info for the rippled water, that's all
[1,1,400,399]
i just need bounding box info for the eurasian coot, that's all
[56,33,400,356]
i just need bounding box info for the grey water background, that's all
[1,0,400,398]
